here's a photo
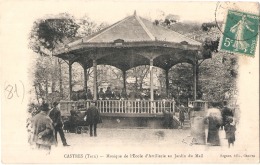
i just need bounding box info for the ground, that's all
[51,128,233,152]
[27,127,253,163]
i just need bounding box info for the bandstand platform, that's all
[60,100,178,128]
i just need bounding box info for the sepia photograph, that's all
[1,0,259,163]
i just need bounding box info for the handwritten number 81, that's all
[5,84,19,99]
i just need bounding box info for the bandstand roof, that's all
[54,11,209,71]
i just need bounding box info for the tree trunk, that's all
[51,57,56,93]
[38,82,44,99]
[139,83,143,91]
[45,79,48,103]
[139,75,146,91]
[196,60,200,99]
[34,84,40,104]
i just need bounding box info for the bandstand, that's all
[53,11,211,128]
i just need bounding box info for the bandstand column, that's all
[150,59,154,101]
[83,65,88,94]
[165,69,169,98]
[69,61,73,100]
[193,61,197,101]
[122,70,127,93]
[93,60,97,100]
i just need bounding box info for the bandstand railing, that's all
[60,100,175,116]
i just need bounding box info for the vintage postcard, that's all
[1,0,259,164]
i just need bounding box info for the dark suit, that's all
[49,107,67,145]
[86,105,101,137]
[222,106,234,126]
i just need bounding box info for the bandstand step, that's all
[183,120,191,128]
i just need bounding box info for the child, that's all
[224,117,236,148]
[179,107,185,129]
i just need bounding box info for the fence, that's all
[188,100,208,111]
[60,100,175,116]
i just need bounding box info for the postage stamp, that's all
[219,10,259,57]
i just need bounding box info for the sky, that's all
[1,1,258,29]
[27,1,258,24]
[68,1,219,23]
[0,1,232,25]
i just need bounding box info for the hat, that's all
[41,103,50,111]
[70,110,77,115]
[53,102,59,106]
[91,100,97,104]
[227,116,233,123]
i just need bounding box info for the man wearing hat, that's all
[221,101,234,131]
[85,100,102,137]
[49,102,70,146]
[30,103,56,153]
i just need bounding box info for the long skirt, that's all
[207,130,220,146]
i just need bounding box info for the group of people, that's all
[65,101,102,136]
[74,86,174,101]
[178,101,236,148]
[27,102,70,154]
[28,100,101,154]
[206,101,236,147]
[98,87,126,100]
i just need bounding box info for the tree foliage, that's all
[199,53,238,101]
[29,13,100,102]
[156,16,238,105]
[127,66,150,91]
[29,13,79,54]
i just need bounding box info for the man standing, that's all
[222,101,234,128]
[86,88,93,100]
[49,102,70,146]
[30,103,56,154]
[105,87,113,99]
[86,100,101,137]
[98,88,105,100]
[179,107,185,129]
[221,101,234,137]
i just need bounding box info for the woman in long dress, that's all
[206,108,222,146]
[230,15,255,52]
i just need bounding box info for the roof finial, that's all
[134,10,137,16]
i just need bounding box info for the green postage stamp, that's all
[219,10,259,57]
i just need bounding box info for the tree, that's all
[29,13,80,102]
[199,52,238,102]
[76,15,109,38]
[201,22,217,31]
[76,15,97,38]
[168,63,193,105]
[127,66,150,91]
[33,56,52,103]
[29,13,110,102]
[29,13,79,53]
[159,16,237,104]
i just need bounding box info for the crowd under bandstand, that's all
[53,11,211,116]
